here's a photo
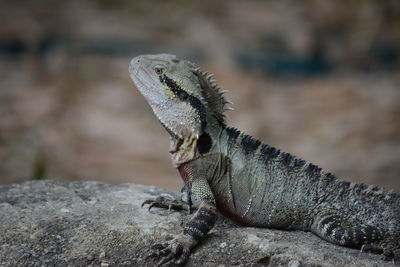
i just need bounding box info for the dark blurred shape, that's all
[235,50,332,76]
[235,35,332,76]
[36,35,64,57]
[0,38,28,58]
[0,36,204,61]
[369,40,399,71]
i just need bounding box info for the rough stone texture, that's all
[0,181,394,267]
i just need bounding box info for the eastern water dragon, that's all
[129,54,400,266]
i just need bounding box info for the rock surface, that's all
[0,181,393,266]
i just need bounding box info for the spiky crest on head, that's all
[191,67,233,126]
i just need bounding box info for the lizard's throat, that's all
[159,120,180,140]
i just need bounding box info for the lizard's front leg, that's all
[148,177,217,266]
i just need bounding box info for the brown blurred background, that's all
[0,0,399,192]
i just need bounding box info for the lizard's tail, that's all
[311,211,384,250]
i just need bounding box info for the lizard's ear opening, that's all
[193,70,232,126]
[197,132,212,154]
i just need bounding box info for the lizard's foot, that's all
[360,244,399,263]
[360,244,382,254]
[146,234,197,266]
[142,196,190,212]
[394,251,400,265]
[382,249,396,262]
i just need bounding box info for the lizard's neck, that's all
[168,118,224,168]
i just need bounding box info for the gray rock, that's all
[0,181,392,266]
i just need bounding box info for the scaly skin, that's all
[129,54,400,265]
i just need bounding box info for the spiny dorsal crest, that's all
[193,68,233,125]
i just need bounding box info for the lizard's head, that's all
[129,54,229,140]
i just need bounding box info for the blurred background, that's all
[0,0,399,192]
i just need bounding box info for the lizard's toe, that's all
[145,242,169,259]
[156,243,183,266]
[142,196,188,212]
[147,234,195,266]
[141,199,155,208]
[150,242,169,250]
[175,249,190,265]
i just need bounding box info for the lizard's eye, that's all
[154,67,164,75]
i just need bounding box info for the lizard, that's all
[128,53,400,266]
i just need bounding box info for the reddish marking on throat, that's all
[178,162,193,183]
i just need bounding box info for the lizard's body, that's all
[129,54,400,265]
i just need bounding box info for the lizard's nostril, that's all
[131,56,141,66]
[130,57,142,72]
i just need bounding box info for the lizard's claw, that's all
[142,196,189,212]
[361,244,375,253]
[146,234,196,266]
